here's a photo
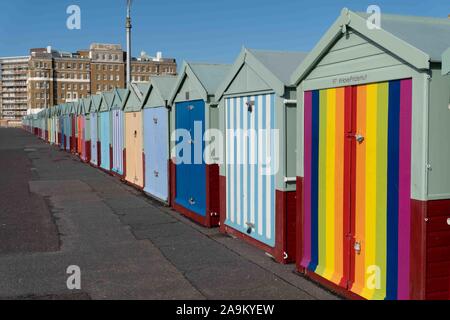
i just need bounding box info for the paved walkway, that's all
[0,128,339,300]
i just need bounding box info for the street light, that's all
[126,0,132,87]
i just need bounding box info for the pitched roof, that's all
[111,88,129,110]
[356,12,450,62]
[90,94,103,112]
[247,49,308,84]
[169,62,231,104]
[99,91,115,112]
[123,83,150,112]
[142,75,177,108]
[189,63,232,93]
[291,8,449,85]
[216,47,308,99]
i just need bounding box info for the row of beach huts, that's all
[22,9,450,300]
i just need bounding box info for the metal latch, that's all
[246,222,255,234]
[354,241,361,255]
[154,170,159,177]
[246,100,255,113]
[134,130,137,138]
[354,134,364,143]
[153,117,158,124]
[189,197,196,205]
[188,105,194,111]
[447,218,450,226]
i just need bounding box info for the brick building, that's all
[0,43,177,122]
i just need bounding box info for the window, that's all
[67,92,71,99]
[73,92,77,99]
[62,84,65,90]
[74,84,77,90]
[110,74,114,81]
[116,74,120,81]
[68,84,72,90]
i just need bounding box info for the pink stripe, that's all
[397,79,412,299]
[301,91,312,268]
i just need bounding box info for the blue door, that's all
[143,107,169,202]
[175,100,206,216]
[100,111,111,171]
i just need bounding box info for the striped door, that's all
[112,110,124,175]
[91,113,98,166]
[100,112,111,171]
[302,79,412,300]
[225,94,276,247]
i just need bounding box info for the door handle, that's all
[245,222,255,235]
[354,241,361,255]
[354,134,364,143]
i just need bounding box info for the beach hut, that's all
[169,62,231,227]
[68,102,77,153]
[98,91,114,171]
[62,104,72,152]
[123,83,150,189]
[141,75,177,203]
[291,8,450,300]
[54,105,61,146]
[215,48,308,263]
[111,88,128,177]
[90,94,102,167]
[77,98,90,162]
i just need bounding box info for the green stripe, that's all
[316,89,328,275]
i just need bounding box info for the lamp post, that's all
[126,0,132,87]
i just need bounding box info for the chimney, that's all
[156,51,162,61]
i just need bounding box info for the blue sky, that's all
[0,0,448,63]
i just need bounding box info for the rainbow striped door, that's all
[302,79,412,300]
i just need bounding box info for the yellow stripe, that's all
[323,88,336,280]
[361,84,378,299]
[372,82,389,300]
[316,89,328,277]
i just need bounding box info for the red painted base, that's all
[84,140,91,163]
[219,175,296,264]
[109,145,113,172]
[169,159,219,228]
[96,141,101,167]
[411,199,450,300]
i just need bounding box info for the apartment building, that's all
[90,44,126,94]
[0,43,177,122]
[131,51,177,83]
[0,56,29,122]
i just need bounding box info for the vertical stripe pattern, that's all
[112,110,124,174]
[302,79,412,300]
[225,93,276,247]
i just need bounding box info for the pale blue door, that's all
[143,107,169,202]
